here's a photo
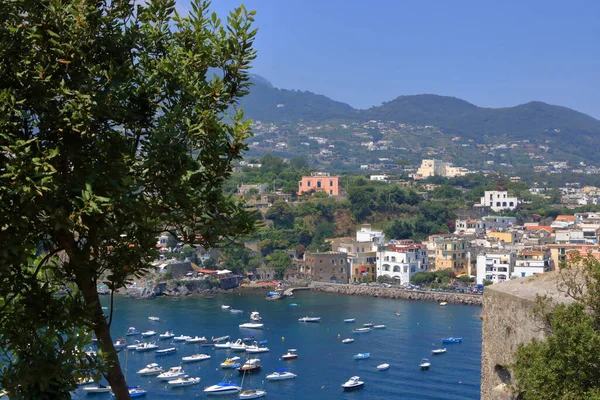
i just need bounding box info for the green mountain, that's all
[240,75,357,121]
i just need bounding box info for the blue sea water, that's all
[77,291,481,399]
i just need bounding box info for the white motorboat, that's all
[230,339,248,352]
[245,344,269,354]
[353,352,370,360]
[341,376,364,390]
[182,353,211,363]
[141,330,157,338]
[125,326,140,336]
[298,316,321,323]
[220,356,241,369]
[265,369,296,380]
[133,342,159,352]
[221,305,231,310]
[185,336,207,344]
[344,318,355,323]
[342,338,354,344]
[432,348,447,355]
[230,309,243,314]
[113,337,127,349]
[157,366,186,381]
[237,358,262,375]
[148,316,160,321]
[126,340,141,350]
[282,349,298,360]
[173,335,191,342]
[239,389,267,399]
[353,327,371,334]
[363,322,375,328]
[377,363,390,371]
[239,323,264,329]
[82,385,111,394]
[214,341,232,349]
[420,358,432,370]
[156,347,177,356]
[159,330,175,340]
[137,363,163,376]
[440,302,448,306]
[168,377,201,387]
[250,311,262,322]
[203,382,242,395]
[373,324,386,329]
[213,335,230,343]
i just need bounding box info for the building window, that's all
[383,264,390,272]
[502,202,507,207]
[340,259,345,264]
[299,182,302,187]
[331,259,335,265]
[393,265,400,272]
[521,272,526,277]
[509,202,514,207]
[319,259,323,263]
[307,180,311,187]
[391,256,396,262]
[317,181,322,188]
[329,180,334,186]
[496,202,501,207]
[339,267,344,273]
[329,190,333,195]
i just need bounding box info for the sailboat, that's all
[238,370,267,399]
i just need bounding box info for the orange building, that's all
[297,172,340,196]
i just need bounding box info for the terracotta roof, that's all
[556,215,576,222]
[525,225,553,232]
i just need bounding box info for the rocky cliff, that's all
[309,282,482,305]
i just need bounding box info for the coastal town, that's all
[147,162,600,299]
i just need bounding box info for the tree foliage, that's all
[512,255,600,399]
[0,1,257,398]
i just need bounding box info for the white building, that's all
[376,241,427,285]
[479,191,518,212]
[476,251,514,284]
[370,174,389,181]
[512,251,548,279]
[356,224,385,245]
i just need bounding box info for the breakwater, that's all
[309,282,482,306]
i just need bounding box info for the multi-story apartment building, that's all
[547,244,600,269]
[476,251,514,284]
[479,191,518,212]
[355,224,385,245]
[434,237,470,273]
[512,251,549,279]
[297,172,340,196]
[298,251,349,283]
[376,241,427,285]
[416,159,469,179]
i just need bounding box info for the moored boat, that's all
[353,327,371,334]
[221,305,231,310]
[181,353,211,363]
[353,352,370,360]
[344,318,355,323]
[281,349,298,360]
[141,330,156,338]
[204,382,242,396]
[148,316,160,321]
[245,342,269,353]
[441,337,462,343]
[82,385,111,394]
[432,348,447,355]
[420,358,431,370]
[250,311,262,322]
[133,342,159,352]
[239,389,267,399]
[373,324,386,329]
[156,347,177,356]
[341,376,364,391]
[125,326,139,336]
[128,387,147,398]
[342,338,354,344]
[157,366,186,381]
[220,356,241,369]
[239,322,264,329]
[230,339,248,352]
[185,336,207,344]
[137,363,163,376]
[265,369,297,380]
[230,309,243,314]
[215,341,232,349]
[363,322,374,327]
[377,363,390,371]
[113,337,127,349]
[298,316,321,323]
[237,358,261,374]
[439,302,448,306]
[173,335,191,342]
[159,330,175,340]
[168,377,201,387]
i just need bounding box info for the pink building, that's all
[298,173,340,196]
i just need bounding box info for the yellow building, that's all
[416,159,469,179]
[434,237,469,273]
[486,231,515,244]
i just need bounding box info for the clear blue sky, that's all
[175,0,600,119]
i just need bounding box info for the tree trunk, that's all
[78,279,131,400]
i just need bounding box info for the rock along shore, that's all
[309,282,482,306]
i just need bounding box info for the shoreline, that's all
[308,282,482,306]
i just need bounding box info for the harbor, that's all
[74,290,481,399]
